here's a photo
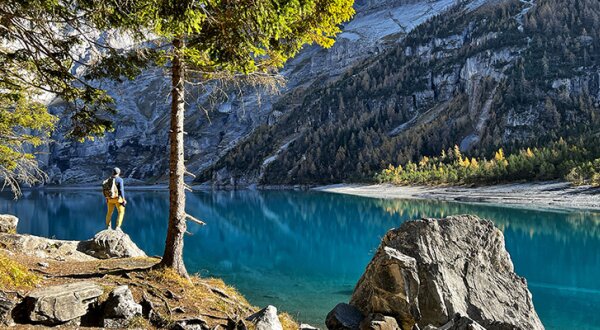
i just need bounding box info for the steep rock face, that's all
[350,247,420,329]
[346,215,543,330]
[41,0,477,184]
[206,0,600,185]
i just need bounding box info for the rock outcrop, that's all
[80,229,147,259]
[246,305,283,330]
[336,215,543,330]
[0,233,96,262]
[102,286,143,328]
[0,214,18,233]
[23,281,104,325]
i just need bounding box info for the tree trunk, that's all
[160,37,189,278]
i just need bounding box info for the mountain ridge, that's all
[200,0,600,186]
[40,0,492,184]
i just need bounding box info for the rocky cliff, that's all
[326,215,544,330]
[42,0,600,185]
[42,0,470,184]
[204,0,600,185]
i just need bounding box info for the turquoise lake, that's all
[1,189,600,329]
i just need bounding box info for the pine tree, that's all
[101,0,355,277]
[0,1,152,195]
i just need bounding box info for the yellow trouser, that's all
[106,197,125,228]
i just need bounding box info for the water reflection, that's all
[1,189,599,329]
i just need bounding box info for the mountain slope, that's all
[200,0,600,185]
[42,0,465,184]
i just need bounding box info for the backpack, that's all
[102,177,119,199]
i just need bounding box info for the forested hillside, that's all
[200,0,600,185]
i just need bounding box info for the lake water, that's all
[1,189,599,329]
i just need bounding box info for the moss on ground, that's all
[0,251,40,290]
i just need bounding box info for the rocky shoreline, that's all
[0,215,297,329]
[0,213,544,329]
[316,181,600,211]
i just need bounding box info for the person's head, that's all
[112,167,121,177]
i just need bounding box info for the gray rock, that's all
[349,215,543,330]
[359,313,400,330]
[0,233,96,261]
[81,229,146,259]
[24,281,103,325]
[246,305,283,330]
[0,292,15,326]
[0,214,18,233]
[103,285,142,328]
[427,314,485,330]
[326,303,364,330]
[350,247,420,329]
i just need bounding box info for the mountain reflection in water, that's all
[1,189,599,329]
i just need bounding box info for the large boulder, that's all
[80,229,146,259]
[24,281,103,325]
[246,305,283,330]
[103,285,143,328]
[348,215,544,330]
[350,247,420,329]
[0,214,18,233]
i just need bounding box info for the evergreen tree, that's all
[98,0,355,277]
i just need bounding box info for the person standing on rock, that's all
[102,167,127,231]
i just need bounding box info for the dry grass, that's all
[0,251,40,290]
[279,312,300,330]
[127,315,151,328]
[145,268,254,319]
[0,247,300,329]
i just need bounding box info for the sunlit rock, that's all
[24,281,103,325]
[246,305,283,330]
[345,215,543,330]
[80,229,146,259]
